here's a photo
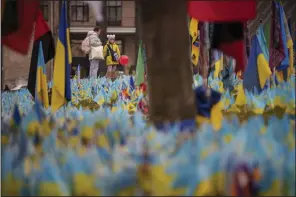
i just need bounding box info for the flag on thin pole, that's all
[28,10,55,99]
[51,0,72,112]
[36,41,49,108]
[135,41,145,86]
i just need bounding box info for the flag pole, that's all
[50,0,55,83]
[1,45,4,90]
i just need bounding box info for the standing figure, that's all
[103,34,121,79]
[88,26,102,78]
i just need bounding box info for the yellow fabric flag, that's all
[214,54,223,78]
[235,84,247,106]
[275,71,285,83]
[257,54,272,89]
[210,101,223,131]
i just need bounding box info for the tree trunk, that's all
[140,0,196,125]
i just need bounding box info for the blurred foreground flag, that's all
[51,0,72,112]
[28,10,55,99]
[86,1,103,22]
[1,0,39,54]
[187,0,256,22]
[243,31,271,92]
[36,41,49,108]
[135,41,145,86]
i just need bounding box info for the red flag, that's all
[188,1,256,22]
[2,0,39,54]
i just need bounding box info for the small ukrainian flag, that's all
[36,41,49,108]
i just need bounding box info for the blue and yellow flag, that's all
[51,0,72,112]
[282,12,294,78]
[36,41,49,108]
[243,31,272,92]
[189,17,199,66]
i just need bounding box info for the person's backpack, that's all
[81,36,91,54]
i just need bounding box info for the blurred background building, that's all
[3,0,138,87]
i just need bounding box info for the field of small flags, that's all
[1,74,295,196]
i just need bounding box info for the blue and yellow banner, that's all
[51,0,72,112]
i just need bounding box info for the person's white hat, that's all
[107,34,115,40]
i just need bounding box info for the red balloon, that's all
[119,55,129,66]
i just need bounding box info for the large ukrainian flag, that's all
[36,41,49,108]
[51,0,72,112]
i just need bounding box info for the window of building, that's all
[70,1,89,22]
[40,0,49,21]
[106,0,122,26]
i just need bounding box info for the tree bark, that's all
[140,0,196,125]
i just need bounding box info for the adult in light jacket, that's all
[88,26,102,78]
